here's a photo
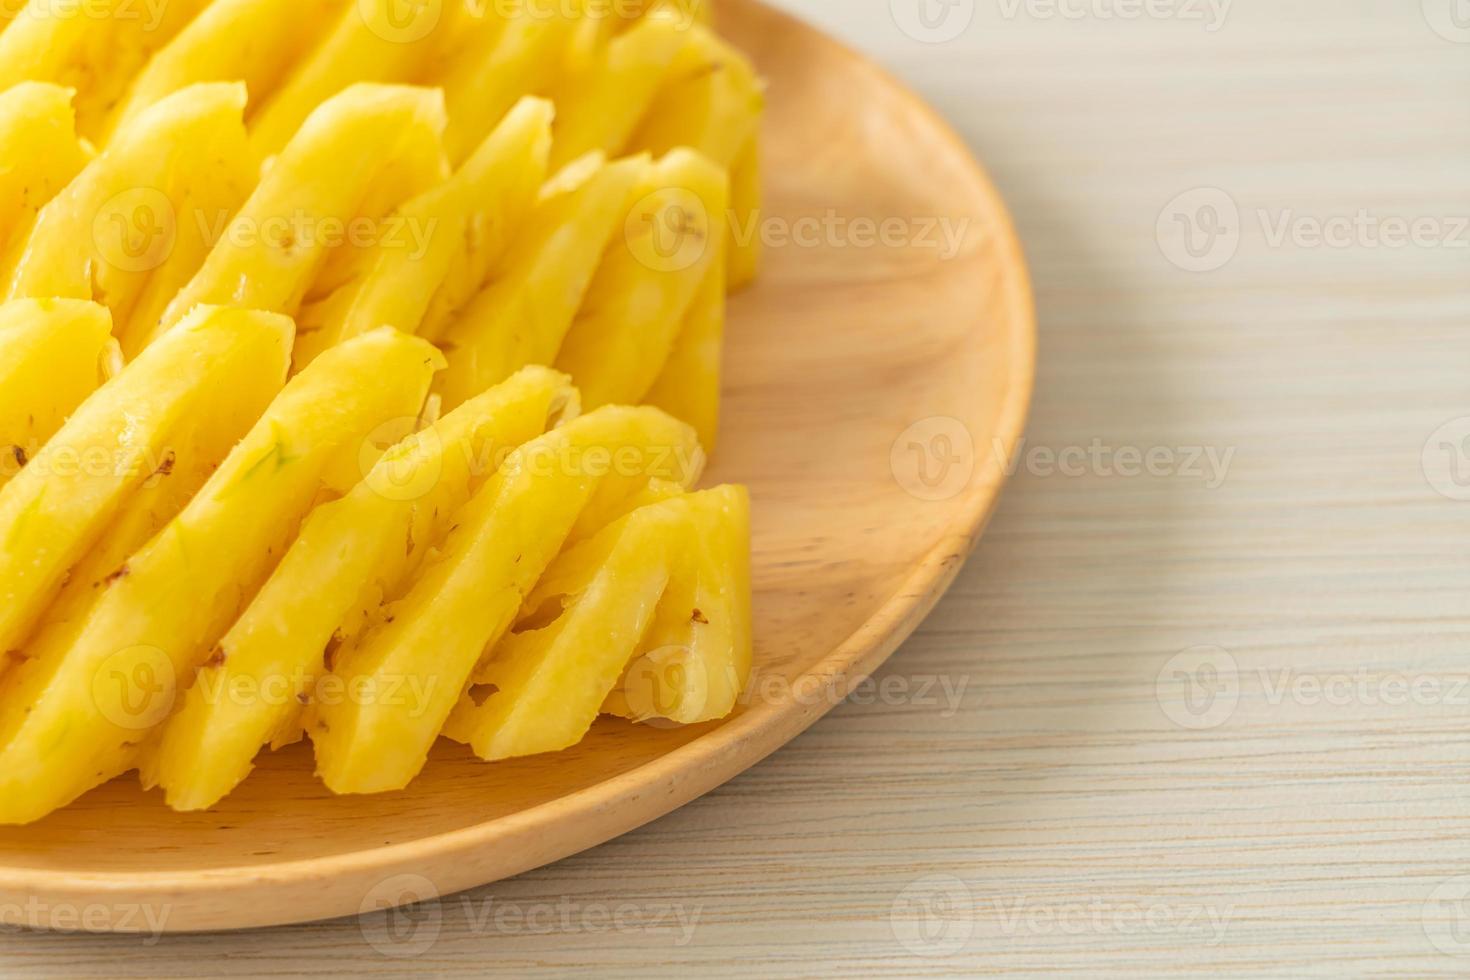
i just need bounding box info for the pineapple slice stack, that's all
[0,0,759,822]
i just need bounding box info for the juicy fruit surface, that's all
[0,0,759,821]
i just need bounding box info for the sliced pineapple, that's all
[0,0,212,138]
[0,82,91,264]
[433,153,648,407]
[0,299,112,492]
[147,84,448,347]
[247,0,444,160]
[450,485,750,759]
[555,148,728,409]
[145,366,575,811]
[629,25,764,289]
[0,305,291,667]
[430,2,582,165]
[3,82,252,351]
[291,96,552,369]
[103,0,348,143]
[548,12,687,170]
[608,485,751,725]
[312,405,702,794]
[645,223,726,450]
[0,327,441,824]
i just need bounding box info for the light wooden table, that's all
[9,1,1470,975]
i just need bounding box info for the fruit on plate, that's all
[312,405,704,794]
[0,299,113,492]
[0,0,761,822]
[145,366,576,811]
[449,484,751,760]
[0,327,439,823]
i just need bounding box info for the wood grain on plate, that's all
[0,0,1034,932]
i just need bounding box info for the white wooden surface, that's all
[7,1,1470,974]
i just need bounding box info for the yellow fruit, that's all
[149,84,448,347]
[4,82,252,351]
[613,485,752,724]
[103,0,347,142]
[548,12,687,169]
[0,82,91,264]
[0,0,212,138]
[555,148,729,408]
[313,405,701,794]
[452,485,750,759]
[433,153,648,406]
[0,327,440,824]
[0,299,112,491]
[0,305,292,665]
[645,231,727,450]
[292,97,552,369]
[146,366,575,811]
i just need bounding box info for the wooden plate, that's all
[0,0,1034,933]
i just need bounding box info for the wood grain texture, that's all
[7,0,1470,973]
